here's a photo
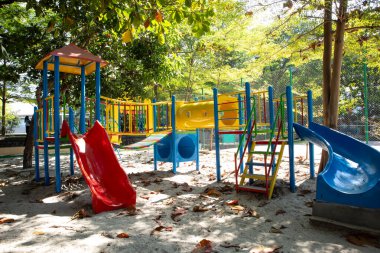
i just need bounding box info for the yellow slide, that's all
[176,95,239,130]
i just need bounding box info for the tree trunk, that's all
[319,0,333,173]
[328,0,347,129]
[23,116,34,168]
[23,83,43,169]
[319,0,348,173]
[1,80,6,136]
[322,0,332,126]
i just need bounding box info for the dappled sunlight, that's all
[1,148,378,252]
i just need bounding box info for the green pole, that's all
[289,66,293,87]
[363,63,369,144]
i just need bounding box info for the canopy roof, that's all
[35,43,108,75]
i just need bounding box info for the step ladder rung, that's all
[245,162,266,166]
[241,173,273,181]
[255,129,271,134]
[237,185,267,193]
[245,162,277,167]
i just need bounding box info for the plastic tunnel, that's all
[175,95,239,130]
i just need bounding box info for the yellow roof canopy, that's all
[35,43,108,75]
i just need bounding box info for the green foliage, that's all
[0,105,19,134]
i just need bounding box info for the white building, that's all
[9,102,35,134]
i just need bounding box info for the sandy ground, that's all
[0,144,379,253]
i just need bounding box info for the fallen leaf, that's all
[71,208,91,220]
[242,208,260,218]
[33,231,45,235]
[208,174,216,181]
[225,200,239,206]
[193,205,210,212]
[0,218,15,224]
[230,205,245,212]
[171,207,187,221]
[346,233,380,248]
[117,207,138,216]
[275,209,286,215]
[205,188,222,197]
[249,245,283,253]
[117,232,130,238]
[150,226,173,235]
[140,195,150,200]
[163,198,174,205]
[191,239,213,253]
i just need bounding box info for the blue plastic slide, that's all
[293,122,380,209]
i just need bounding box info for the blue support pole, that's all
[196,129,199,171]
[268,86,275,174]
[80,66,86,134]
[53,56,61,193]
[69,107,75,176]
[245,82,253,183]
[153,99,158,171]
[33,107,40,182]
[307,90,315,179]
[42,61,49,186]
[213,88,221,181]
[171,96,177,173]
[286,86,296,192]
[238,94,244,173]
[95,62,101,121]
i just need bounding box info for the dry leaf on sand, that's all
[191,239,213,253]
[117,232,130,238]
[0,218,15,224]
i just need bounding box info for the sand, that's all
[0,145,379,253]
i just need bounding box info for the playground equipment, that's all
[34,44,107,192]
[61,120,136,213]
[32,44,311,200]
[288,85,380,232]
[96,83,312,198]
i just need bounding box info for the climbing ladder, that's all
[234,97,286,199]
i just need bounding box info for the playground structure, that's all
[32,45,313,201]
[33,45,379,229]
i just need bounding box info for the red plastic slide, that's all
[61,120,136,213]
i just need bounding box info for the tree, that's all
[249,0,380,172]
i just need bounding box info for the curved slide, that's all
[61,121,136,213]
[294,122,380,209]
